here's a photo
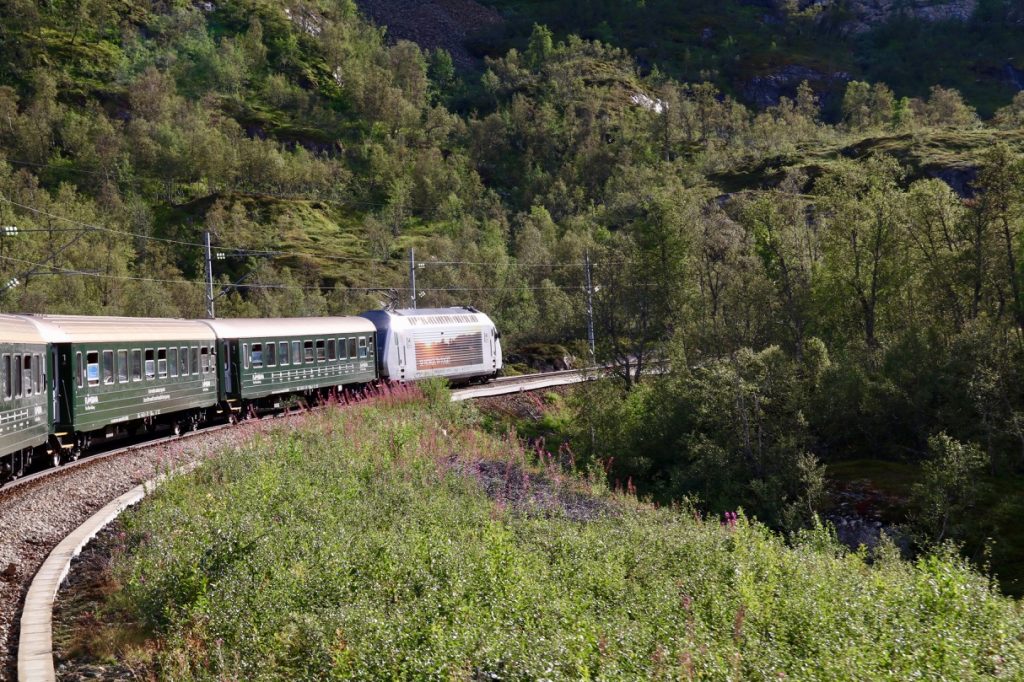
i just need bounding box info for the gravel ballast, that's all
[0,414,309,681]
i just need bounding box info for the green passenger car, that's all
[200,317,378,411]
[26,315,220,455]
[0,315,51,478]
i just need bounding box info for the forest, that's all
[1,0,1024,586]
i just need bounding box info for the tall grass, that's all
[106,397,1024,680]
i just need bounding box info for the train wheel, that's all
[50,449,60,468]
[12,451,24,479]
[172,421,183,437]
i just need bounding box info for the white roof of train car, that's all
[0,314,49,345]
[364,307,495,331]
[199,317,376,339]
[18,315,217,343]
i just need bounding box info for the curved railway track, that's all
[0,368,601,680]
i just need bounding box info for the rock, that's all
[743,65,851,109]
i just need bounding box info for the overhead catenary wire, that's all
[0,253,658,293]
[0,194,624,269]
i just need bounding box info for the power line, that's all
[0,253,658,293]
[0,195,624,269]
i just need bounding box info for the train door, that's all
[222,340,234,395]
[50,345,61,424]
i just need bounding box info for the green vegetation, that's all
[4,0,1024,606]
[479,0,1024,116]
[76,395,1024,679]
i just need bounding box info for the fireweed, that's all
[96,397,1024,681]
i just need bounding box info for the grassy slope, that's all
[68,389,1024,679]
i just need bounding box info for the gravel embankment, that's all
[0,415,307,682]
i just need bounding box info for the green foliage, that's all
[911,433,992,548]
[100,401,1024,679]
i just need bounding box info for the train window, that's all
[117,350,128,383]
[278,341,288,366]
[338,338,347,360]
[292,340,301,365]
[316,340,326,362]
[369,335,375,356]
[157,349,168,378]
[358,337,368,359]
[191,347,200,376]
[14,354,22,397]
[35,354,43,392]
[86,352,100,387]
[242,344,249,370]
[144,349,156,380]
[251,344,263,368]
[102,351,114,385]
[200,347,210,374]
[1,354,9,400]
[131,350,142,381]
[327,339,336,361]
[22,355,32,396]
[303,340,314,363]
[169,348,178,378]
[76,352,84,388]
[266,342,276,366]
[347,337,357,359]
[180,347,189,376]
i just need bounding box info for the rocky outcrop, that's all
[354,0,503,68]
[803,0,977,34]
[743,65,851,109]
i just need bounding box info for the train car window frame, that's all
[358,336,368,359]
[102,350,114,385]
[327,339,336,361]
[338,338,347,360]
[144,349,156,380]
[292,341,301,365]
[22,355,33,396]
[303,340,314,364]
[347,337,357,359]
[368,335,375,357]
[278,341,288,366]
[156,348,167,379]
[251,344,263,368]
[131,349,142,382]
[180,347,189,376]
[13,354,22,397]
[242,344,249,370]
[169,348,178,378]
[117,350,128,384]
[76,352,84,388]
[191,347,199,376]
[35,354,43,392]
[86,351,100,387]
[315,340,326,362]
[200,347,210,374]
[2,354,11,400]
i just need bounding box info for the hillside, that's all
[4,0,1024,592]
[54,392,1024,679]
[475,0,1024,117]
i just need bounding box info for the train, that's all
[0,307,502,482]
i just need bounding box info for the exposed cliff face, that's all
[355,0,503,67]
[805,0,977,34]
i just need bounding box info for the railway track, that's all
[1,369,600,680]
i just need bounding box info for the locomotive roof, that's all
[18,315,217,343]
[0,314,49,345]
[199,316,376,339]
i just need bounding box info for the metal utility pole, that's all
[204,230,215,319]
[584,249,595,360]
[408,247,417,309]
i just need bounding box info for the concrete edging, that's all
[16,466,192,681]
